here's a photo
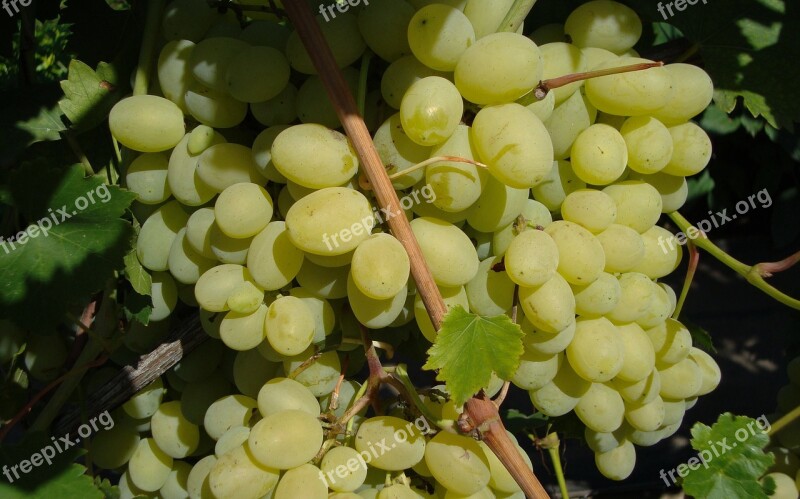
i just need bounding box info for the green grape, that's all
[195,264,260,313]
[249,410,323,469]
[411,217,479,287]
[186,125,215,155]
[320,379,362,418]
[529,22,566,45]
[400,76,463,146]
[472,103,553,188]
[544,90,596,160]
[251,125,290,183]
[321,445,368,492]
[540,42,587,105]
[571,124,628,186]
[109,95,185,153]
[606,272,654,324]
[658,357,703,399]
[119,470,149,499]
[377,484,418,498]
[206,15,242,38]
[209,224,252,263]
[661,398,686,426]
[596,224,645,273]
[158,40,195,112]
[296,259,349,300]
[226,46,290,103]
[348,274,408,329]
[426,125,483,212]
[519,273,575,334]
[761,472,797,499]
[272,124,358,188]
[208,444,280,499]
[196,143,263,192]
[647,318,691,366]
[581,46,617,70]
[636,282,672,329]
[289,287,336,343]
[627,171,688,214]
[181,375,232,426]
[173,340,224,382]
[125,317,172,354]
[187,455,217,499]
[545,220,605,285]
[463,0,514,38]
[616,323,655,382]
[512,350,562,391]
[595,110,627,129]
[373,113,431,189]
[162,0,214,41]
[492,199,552,257]
[478,440,532,494]
[561,189,617,234]
[168,228,216,285]
[233,348,280,398]
[426,433,490,495]
[585,427,626,453]
[239,19,291,50]
[215,426,251,457]
[575,382,625,433]
[380,55,448,109]
[630,225,683,279]
[611,368,660,405]
[283,349,342,396]
[565,0,642,53]
[151,401,200,458]
[455,33,541,105]
[661,122,713,177]
[190,37,249,91]
[150,271,178,321]
[129,438,174,492]
[408,5,475,71]
[297,68,359,128]
[625,396,665,432]
[413,190,469,224]
[416,285,469,342]
[571,271,621,317]
[567,317,624,383]
[285,187,375,256]
[245,221,302,291]
[354,416,427,471]
[91,415,140,470]
[286,13,366,74]
[220,304,268,351]
[123,378,166,419]
[228,279,265,314]
[530,355,591,416]
[185,82,248,128]
[351,233,410,300]
[203,394,256,440]
[687,347,721,396]
[251,83,298,127]
[264,296,316,356]
[466,174,529,233]
[127,153,171,205]
[585,57,674,116]
[160,460,192,499]
[531,159,586,211]
[274,463,328,499]
[652,64,714,125]
[137,201,188,272]
[257,377,321,418]
[620,116,673,174]
[168,131,224,207]
[357,0,413,62]
[466,256,515,316]
[594,439,636,481]
[522,89,556,122]
[505,229,559,287]
[214,183,274,239]
[603,180,663,233]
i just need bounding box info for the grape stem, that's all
[534,433,569,499]
[498,0,538,33]
[132,0,165,96]
[673,240,700,319]
[768,405,800,436]
[287,349,323,379]
[668,212,800,310]
[533,61,664,100]
[328,354,349,413]
[359,156,487,191]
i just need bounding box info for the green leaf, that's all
[122,290,152,326]
[0,432,103,499]
[423,306,524,406]
[123,249,151,296]
[701,105,742,136]
[59,60,122,133]
[0,164,135,332]
[0,85,67,162]
[683,319,716,354]
[681,413,774,499]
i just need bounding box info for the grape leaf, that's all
[0,432,103,499]
[0,85,67,163]
[59,60,122,133]
[0,163,135,332]
[680,413,774,499]
[423,306,524,406]
[123,249,151,296]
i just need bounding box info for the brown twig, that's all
[754,250,800,278]
[288,349,323,379]
[329,354,350,413]
[534,61,664,100]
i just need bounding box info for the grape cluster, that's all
[104,0,725,494]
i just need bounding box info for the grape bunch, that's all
[103,0,724,495]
